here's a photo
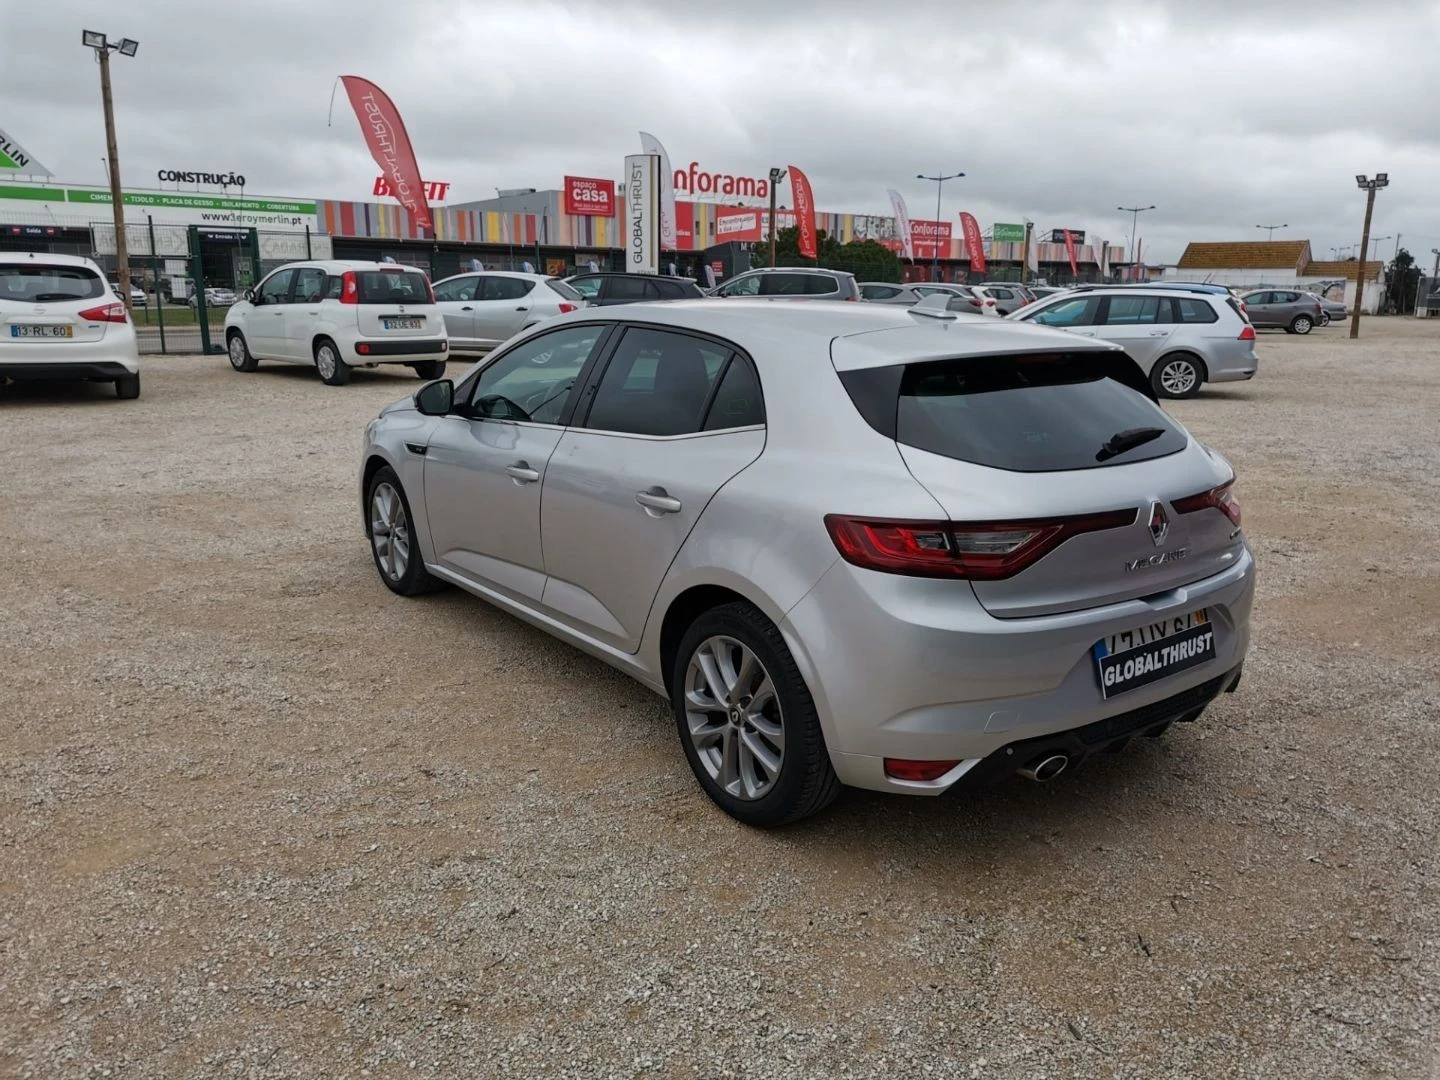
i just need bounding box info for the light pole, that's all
[1368,235,1392,261]
[1351,173,1389,339]
[767,167,786,267]
[1021,220,1034,285]
[1118,204,1155,279]
[917,171,964,281]
[82,31,139,310]
[1256,223,1288,240]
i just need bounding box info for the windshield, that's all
[353,269,431,304]
[0,264,105,304]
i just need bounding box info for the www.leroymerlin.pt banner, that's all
[340,76,433,233]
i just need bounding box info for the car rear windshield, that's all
[0,264,105,303]
[839,352,1187,472]
[546,277,584,302]
[353,269,431,304]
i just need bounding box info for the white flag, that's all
[1026,230,1039,274]
[887,189,914,261]
[639,131,676,249]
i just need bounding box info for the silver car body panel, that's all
[361,300,1255,795]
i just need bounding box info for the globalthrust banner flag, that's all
[788,165,817,260]
[959,212,985,274]
[887,190,915,260]
[341,75,433,232]
[638,132,677,249]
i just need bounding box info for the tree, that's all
[754,227,903,282]
[1384,248,1420,314]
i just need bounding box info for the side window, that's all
[609,277,655,301]
[482,277,535,302]
[258,269,295,304]
[324,275,343,300]
[988,287,1015,300]
[803,274,840,295]
[1029,295,1099,327]
[702,357,765,430]
[760,273,810,296]
[1176,297,1219,323]
[1103,295,1161,325]
[656,279,688,299]
[862,285,898,299]
[293,267,327,304]
[467,324,605,424]
[1246,292,1271,306]
[568,276,602,300]
[718,274,760,297]
[1277,291,1300,304]
[433,276,478,302]
[584,328,729,437]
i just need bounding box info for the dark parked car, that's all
[1241,290,1324,334]
[565,273,706,306]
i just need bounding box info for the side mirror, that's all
[243,288,255,303]
[414,378,454,416]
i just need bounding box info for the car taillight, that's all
[823,509,1136,581]
[985,299,996,307]
[340,270,358,304]
[557,302,577,314]
[1238,325,1255,341]
[79,302,128,323]
[1173,481,1241,528]
[969,299,982,308]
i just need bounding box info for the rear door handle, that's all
[461,306,473,311]
[505,461,540,484]
[515,306,530,312]
[635,489,682,515]
[1149,330,1170,336]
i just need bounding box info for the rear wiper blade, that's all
[1096,426,1166,462]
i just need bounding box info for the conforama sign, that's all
[564,175,615,216]
[674,162,771,200]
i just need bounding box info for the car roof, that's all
[0,251,101,269]
[555,299,1122,369]
[435,270,552,283]
[1038,287,1221,301]
[568,272,699,283]
[733,266,851,276]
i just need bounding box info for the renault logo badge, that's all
[1148,502,1170,547]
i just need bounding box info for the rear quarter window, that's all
[840,352,1187,473]
[547,278,583,302]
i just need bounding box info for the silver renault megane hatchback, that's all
[358,299,1253,825]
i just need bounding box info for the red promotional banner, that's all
[788,165,817,259]
[959,212,985,273]
[341,76,433,232]
[910,220,952,261]
[564,175,614,217]
[1063,229,1079,275]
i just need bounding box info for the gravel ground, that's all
[2,319,1438,1078]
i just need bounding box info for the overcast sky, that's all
[4,0,1439,264]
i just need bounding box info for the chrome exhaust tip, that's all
[1017,754,1069,782]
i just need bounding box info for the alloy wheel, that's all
[1160,359,1198,396]
[683,635,785,801]
[369,482,410,581]
[316,345,338,380]
[227,336,246,370]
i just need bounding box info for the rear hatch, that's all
[834,343,1243,618]
[0,262,117,345]
[347,267,439,338]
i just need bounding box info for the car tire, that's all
[365,466,443,596]
[1151,353,1205,399]
[115,373,141,400]
[671,601,840,827]
[411,359,447,380]
[1290,315,1313,335]
[226,331,258,372]
[314,338,351,386]
[1319,311,1330,327]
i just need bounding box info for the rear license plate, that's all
[382,317,423,330]
[1093,609,1214,698]
[10,324,73,338]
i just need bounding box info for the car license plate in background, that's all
[382,317,423,330]
[10,324,73,338]
[1093,609,1214,698]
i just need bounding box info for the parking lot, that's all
[2,319,1437,1077]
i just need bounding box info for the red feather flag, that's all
[340,75,433,233]
[788,166,817,260]
[959,212,985,274]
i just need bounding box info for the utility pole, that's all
[767,167,785,267]
[83,31,140,310]
[917,171,964,282]
[1021,220,1033,284]
[1351,173,1389,339]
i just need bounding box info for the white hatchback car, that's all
[224,261,449,386]
[0,252,141,399]
[431,271,587,354]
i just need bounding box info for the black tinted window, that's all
[759,273,812,296]
[804,274,842,295]
[703,358,765,430]
[481,276,534,302]
[840,353,1184,472]
[655,279,691,299]
[609,277,655,301]
[1175,297,1218,323]
[0,263,104,302]
[585,328,728,436]
[547,278,583,301]
[862,285,899,299]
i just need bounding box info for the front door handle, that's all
[505,461,540,484]
[514,306,530,312]
[635,488,682,515]
[1148,330,1170,336]
[461,305,473,311]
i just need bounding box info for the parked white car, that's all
[223,261,448,385]
[1,252,141,399]
[430,271,586,354]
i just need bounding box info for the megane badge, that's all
[1148,502,1169,547]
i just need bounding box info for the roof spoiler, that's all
[907,293,958,321]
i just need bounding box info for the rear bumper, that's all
[345,338,448,361]
[1202,343,1258,383]
[0,360,138,380]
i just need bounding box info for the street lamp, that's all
[766,167,787,267]
[1256,223,1289,240]
[917,171,964,281]
[1350,173,1389,338]
[1368,235,1392,261]
[1118,204,1155,279]
[82,30,140,310]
